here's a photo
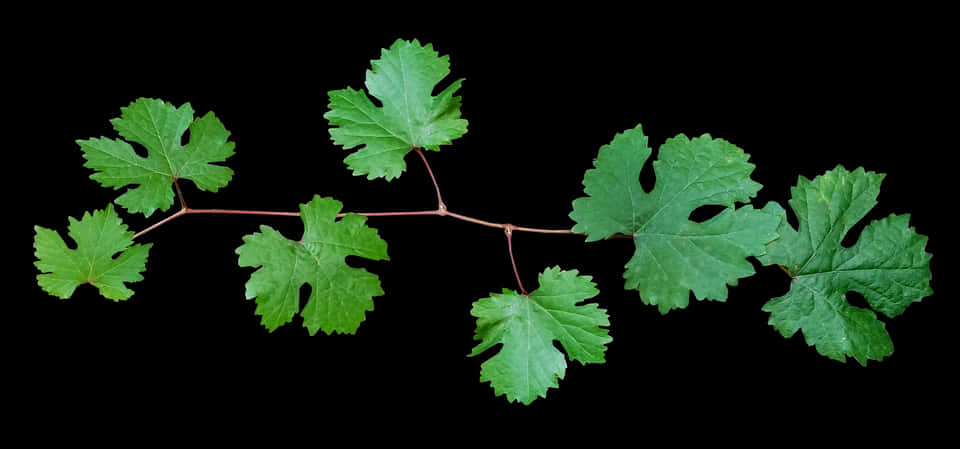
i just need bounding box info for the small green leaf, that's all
[469,267,611,405]
[236,195,389,335]
[760,166,933,365]
[325,38,468,180]
[78,98,235,216]
[570,124,781,313]
[34,204,152,301]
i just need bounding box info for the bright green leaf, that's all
[236,195,389,335]
[760,166,933,365]
[570,124,781,313]
[77,98,235,216]
[34,204,152,300]
[325,38,468,180]
[469,267,611,405]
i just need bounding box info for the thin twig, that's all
[414,147,446,211]
[443,210,506,230]
[132,206,634,241]
[188,209,300,217]
[130,149,624,243]
[132,209,187,239]
[777,264,795,278]
[339,210,440,218]
[172,177,188,210]
[504,224,528,296]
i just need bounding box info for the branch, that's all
[132,209,187,240]
[130,148,632,244]
[131,206,631,241]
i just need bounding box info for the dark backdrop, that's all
[13,10,953,433]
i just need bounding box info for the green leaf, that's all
[77,98,235,217]
[570,124,781,313]
[236,195,389,335]
[325,38,468,180]
[34,204,152,300]
[760,166,933,365]
[469,267,611,405]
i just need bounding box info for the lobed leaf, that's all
[570,124,781,313]
[325,39,468,180]
[34,204,152,300]
[760,166,933,365]
[236,195,389,335]
[77,98,235,216]
[469,267,611,405]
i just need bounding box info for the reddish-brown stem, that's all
[133,209,187,239]
[131,149,627,259]
[172,177,188,210]
[414,147,446,211]
[132,206,632,241]
[777,264,795,278]
[512,225,575,235]
[132,208,440,240]
[504,224,528,296]
[126,150,629,293]
[442,211,505,230]
[187,209,300,217]
[339,210,440,218]
[186,208,439,218]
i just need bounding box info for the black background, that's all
[12,9,954,433]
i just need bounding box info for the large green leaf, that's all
[78,98,235,216]
[236,195,389,335]
[760,166,933,365]
[570,124,781,313]
[325,38,468,180]
[469,267,611,405]
[34,204,152,300]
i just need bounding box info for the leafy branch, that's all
[32,38,934,405]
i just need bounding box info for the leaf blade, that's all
[571,124,780,313]
[79,98,236,216]
[34,204,152,301]
[325,39,467,180]
[469,267,610,404]
[760,166,933,364]
[236,196,389,335]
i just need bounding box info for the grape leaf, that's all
[236,195,389,335]
[469,267,611,405]
[760,166,933,365]
[570,124,781,313]
[77,98,235,217]
[34,204,152,300]
[324,38,468,181]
